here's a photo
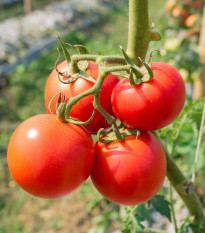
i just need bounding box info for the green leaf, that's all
[151,195,171,222]
[131,215,145,233]
[67,44,90,70]
[78,70,96,84]
[122,228,131,233]
[58,36,71,64]
[67,44,89,54]
[135,204,152,223]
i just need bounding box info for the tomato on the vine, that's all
[44,61,119,133]
[111,62,186,131]
[7,114,95,198]
[91,132,166,205]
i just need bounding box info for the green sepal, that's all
[67,43,89,71]
[138,57,153,80]
[58,36,71,64]
[48,92,69,122]
[129,69,136,85]
[132,66,144,78]
[97,125,141,144]
[120,45,135,66]
[55,92,62,113]
[56,95,69,121]
[109,72,130,79]
[129,68,143,85]
[67,44,89,54]
[48,92,61,116]
[78,70,96,84]
[120,46,145,86]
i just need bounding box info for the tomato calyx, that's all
[48,92,97,126]
[120,46,154,86]
[66,43,90,71]
[97,123,141,143]
[48,92,69,121]
[55,39,96,85]
[56,94,69,121]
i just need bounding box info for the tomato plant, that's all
[7,114,95,198]
[5,0,205,231]
[111,62,186,131]
[91,132,166,205]
[44,60,119,133]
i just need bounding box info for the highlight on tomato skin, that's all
[91,131,167,206]
[111,62,186,131]
[44,60,119,133]
[7,114,95,199]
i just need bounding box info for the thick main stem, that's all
[127,0,151,66]
[165,145,205,221]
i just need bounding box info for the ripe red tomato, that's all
[44,61,119,133]
[7,114,95,198]
[91,132,166,205]
[111,62,186,131]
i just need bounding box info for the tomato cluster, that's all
[7,55,186,205]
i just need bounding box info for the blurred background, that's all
[0,0,205,232]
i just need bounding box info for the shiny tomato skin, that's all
[44,61,119,133]
[7,114,95,199]
[91,132,166,205]
[111,62,186,131]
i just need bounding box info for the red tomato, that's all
[44,61,119,133]
[111,62,186,131]
[91,132,166,205]
[7,114,95,198]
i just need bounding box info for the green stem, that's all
[71,54,126,65]
[169,184,178,233]
[64,68,117,128]
[155,133,205,222]
[105,64,131,73]
[65,64,131,119]
[126,0,151,65]
[112,122,124,141]
[71,54,98,62]
[65,87,94,118]
[94,95,115,125]
[166,147,205,221]
[144,229,168,233]
[96,55,126,65]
